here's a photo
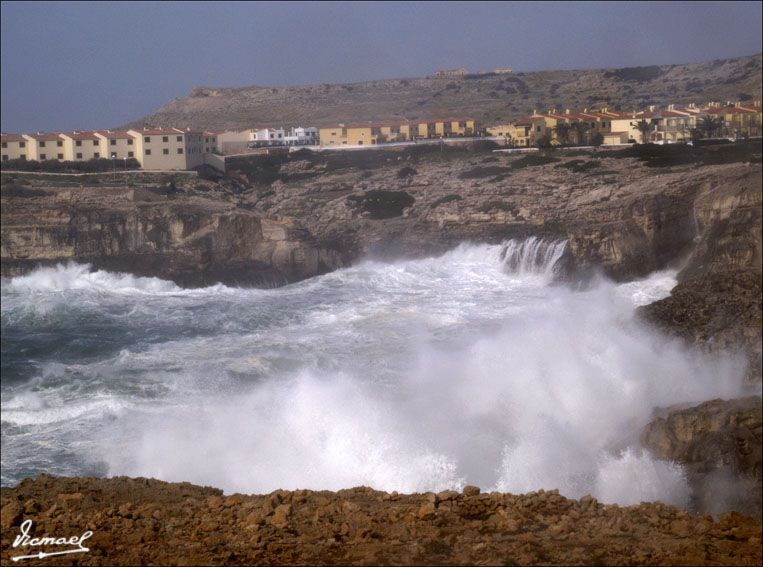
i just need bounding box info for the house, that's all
[22,132,64,161]
[318,118,479,147]
[215,130,250,153]
[94,130,137,160]
[249,128,286,147]
[283,127,318,146]
[60,131,103,161]
[126,127,205,170]
[435,68,468,76]
[1,133,30,161]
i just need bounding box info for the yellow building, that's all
[320,118,478,147]
[22,132,64,160]
[60,131,103,161]
[1,134,30,161]
[127,127,205,170]
[94,130,138,160]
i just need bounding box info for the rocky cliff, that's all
[2,476,762,566]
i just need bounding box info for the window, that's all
[163,136,168,142]
[20,142,25,148]
[76,153,82,159]
[20,155,26,160]
[111,139,117,145]
[128,151,134,157]
[177,148,183,154]
[205,137,209,143]
[94,152,99,158]
[163,148,169,154]
[76,140,82,147]
[57,141,63,147]
[2,155,8,160]
[1,142,6,148]
[40,153,46,159]
[177,136,182,142]
[145,137,150,143]
[39,141,46,147]
[127,139,133,145]
[145,149,151,155]
[58,153,63,159]
[536,126,541,132]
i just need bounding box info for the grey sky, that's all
[1,1,761,134]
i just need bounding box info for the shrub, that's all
[396,166,417,179]
[0,184,48,198]
[346,190,415,219]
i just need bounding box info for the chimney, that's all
[533,109,537,115]
[649,105,655,111]
[668,104,674,110]
[583,108,588,113]
[565,109,570,114]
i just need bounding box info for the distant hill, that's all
[122,53,762,131]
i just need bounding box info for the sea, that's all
[0,238,750,509]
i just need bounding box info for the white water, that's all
[0,240,750,508]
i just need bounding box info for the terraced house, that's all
[126,128,205,170]
[1,134,28,161]
[319,118,478,147]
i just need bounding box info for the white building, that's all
[249,128,286,147]
[283,126,319,146]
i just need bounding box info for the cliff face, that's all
[2,476,761,566]
[1,187,346,288]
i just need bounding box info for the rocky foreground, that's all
[1,476,762,566]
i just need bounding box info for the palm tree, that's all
[571,121,589,146]
[635,120,652,144]
[552,122,571,146]
[699,115,723,139]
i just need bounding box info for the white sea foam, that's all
[1,241,752,508]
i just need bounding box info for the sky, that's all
[1,1,761,133]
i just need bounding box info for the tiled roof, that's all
[1,133,26,142]
[129,128,184,135]
[61,131,99,140]
[23,132,63,141]
[95,130,135,139]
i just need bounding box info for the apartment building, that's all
[1,134,29,161]
[283,127,319,146]
[60,131,102,161]
[318,118,478,147]
[249,128,286,147]
[22,132,64,161]
[126,128,205,170]
[94,130,138,160]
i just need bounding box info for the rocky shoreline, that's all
[1,143,761,564]
[2,476,762,566]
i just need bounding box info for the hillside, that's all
[122,53,762,131]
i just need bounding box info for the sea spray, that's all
[0,241,749,505]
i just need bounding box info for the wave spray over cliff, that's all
[1,240,747,509]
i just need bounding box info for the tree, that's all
[572,121,589,145]
[699,115,723,139]
[689,128,703,144]
[552,122,571,145]
[635,120,652,144]
[590,132,604,147]
[535,133,553,148]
